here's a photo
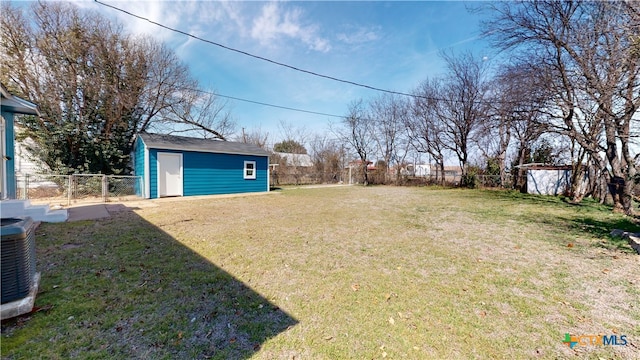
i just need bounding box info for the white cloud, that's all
[250,3,330,53]
[85,1,249,59]
[80,1,193,44]
[89,1,331,55]
[336,26,380,45]
[217,1,248,37]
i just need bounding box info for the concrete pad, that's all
[45,210,68,223]
[67,204,110,222]
[0,273,40,320]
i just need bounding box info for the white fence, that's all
[16,174,143,205]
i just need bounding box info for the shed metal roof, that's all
[1,83,38,115]
[139,132,270,157]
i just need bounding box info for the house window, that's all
[244,161,256,180]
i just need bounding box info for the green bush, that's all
[462,166,480,189]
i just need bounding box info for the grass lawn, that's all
[2,186,639,359]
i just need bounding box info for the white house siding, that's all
[14,132,57,192]
[15,136,45,176]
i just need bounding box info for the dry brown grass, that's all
[2,186,639,359]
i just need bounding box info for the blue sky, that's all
[76,1,493,145]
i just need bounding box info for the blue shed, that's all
[134,133,270,199]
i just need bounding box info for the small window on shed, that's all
[244,161,256,179]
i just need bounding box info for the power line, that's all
[181,85,391,122]
[173,85,345,118]
[214,92,343,119]
[94,0,532,114]
[93,0,424,99]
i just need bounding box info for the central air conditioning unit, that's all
[1,217,40,320]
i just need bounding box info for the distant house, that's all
[269,152,315,186]
[348,159,375,170]
[402,164,431,177]
[134,132,270,199]
[273,152,313,167]
[521,164,572,195]
[344,159,374,184]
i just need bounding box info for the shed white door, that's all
[158,152,183,197]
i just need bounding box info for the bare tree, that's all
[407,79,447,185]
[0,1,233,174]
[236,126,270,149]
[484,1,640,214]
[277,120,309,150]
[152,90,236,140]
[488,63,552,189]
[272,121,309,185]
[476,75,512,187]
[333,100,374,185]
[436,51,490,186]
[309,135,345,183]
[369,94,411,184]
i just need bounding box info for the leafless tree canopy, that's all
[309,135,346,183]
[0,2,234,174]
[333,100,374,185]
[407,79,447,185]
[482,0,640,214]
[236,126,270,150]
[437,51,490,184]
[369,94,411,184]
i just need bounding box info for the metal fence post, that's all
[67,175,72,206]
[23,174,29,200]
[102,175,108,202]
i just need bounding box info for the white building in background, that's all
[13,128,58,193]
[273,152,313,167]
[520,164,574,196]
[14,131,47,176]
[402,164,431,177]
[413,164,431,177]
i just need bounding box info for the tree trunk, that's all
[515,146,530,193]
[621,176,636,216]
[569,147,586,203]
[497,118,511,187]
[362,165,369,186]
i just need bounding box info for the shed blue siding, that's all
[148,149,267,198]
[133,138,146,197]
[148,149,162,199]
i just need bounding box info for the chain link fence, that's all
[268,165,516,189]
[270,167,346,186]
[16,174,143,206]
